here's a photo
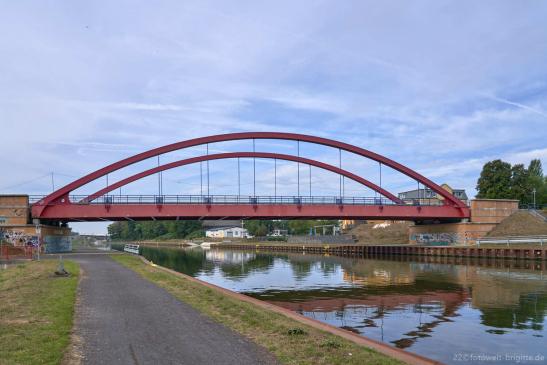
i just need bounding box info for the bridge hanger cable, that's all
[297,140,300,197]
[338,149,342,198]
[253,139,256,197]
[157,156,161,196]
[309,164,312,197]
[379,162,382,189]
[274,158,277,197]
[77,151,404,205]
[206,144,210,196]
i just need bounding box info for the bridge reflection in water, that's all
[138,246,547,365]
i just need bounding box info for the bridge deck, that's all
[30,195,470,222]
[32,203,469,221]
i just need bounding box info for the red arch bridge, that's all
[30,132,470,222]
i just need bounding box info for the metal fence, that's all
[29,194,445,206]
[476,235,547,246]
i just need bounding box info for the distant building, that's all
[340,220,365,230]
[268,229,288,237]
[205,226,249,239]
[398,184,468,205]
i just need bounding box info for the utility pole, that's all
[532,188,537,209]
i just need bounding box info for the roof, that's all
[202,220,242,228]
[205,226,246,232]
[398,188,468,200]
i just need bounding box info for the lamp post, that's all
[532,188,537,209]
[35,223,41,261]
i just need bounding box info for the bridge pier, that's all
[1,195,72,254]
[408,199,519,245]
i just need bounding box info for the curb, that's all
[137,255,442,365]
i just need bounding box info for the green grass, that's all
[0,260,79,365]
[111,254,402,365]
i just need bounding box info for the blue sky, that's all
[1,1,546,234]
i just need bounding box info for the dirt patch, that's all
[348,221,411,244]
[61,267,85,365]
[487,210,547,237]
[0,319,31,325]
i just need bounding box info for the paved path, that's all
[68,254,278,365]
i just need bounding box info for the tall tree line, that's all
[243,220,339,236]
[108,220,203,240]
[476,159,546,206]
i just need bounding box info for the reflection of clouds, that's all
[454,266,547,309]
[344,270,414,286]
[205,250,255,264]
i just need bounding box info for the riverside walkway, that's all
[66,253,278,365]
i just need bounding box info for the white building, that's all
[205,226,249,239]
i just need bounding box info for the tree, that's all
[476,160,512,199]
[477,158,546,206]
[107,220,203,240]
[288,220,339,235]
[510,164,530,203]
[528,159,543,178]
[243,220,270,236]
[528,159,546,206]
[107,222,123,239]
[242,220,340,236]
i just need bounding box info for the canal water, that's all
[141,247,547,364]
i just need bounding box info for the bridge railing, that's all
[29,195,445,206]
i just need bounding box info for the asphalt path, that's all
[64,253,278,365]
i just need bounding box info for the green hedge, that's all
[110,243,126,252]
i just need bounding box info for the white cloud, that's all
[1,1,546,233]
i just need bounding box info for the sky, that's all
[1,1,546,234]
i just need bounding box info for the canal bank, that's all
[215,242,547,260]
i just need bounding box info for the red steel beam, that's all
[36,203,470,221]
[32,132,467,218]
[81,152,403,204]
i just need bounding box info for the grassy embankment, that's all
[0,260,79,365]
[111,254,403,365]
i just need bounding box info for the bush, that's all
[110,243,125,252]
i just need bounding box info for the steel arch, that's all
[32,132,468,219]
[81,152,404,204]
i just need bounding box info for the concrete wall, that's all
[409,222,497,245]
[409,199,519,245]
[470,199,519,224]
[43,235,72,253]
[1,223,72,251]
